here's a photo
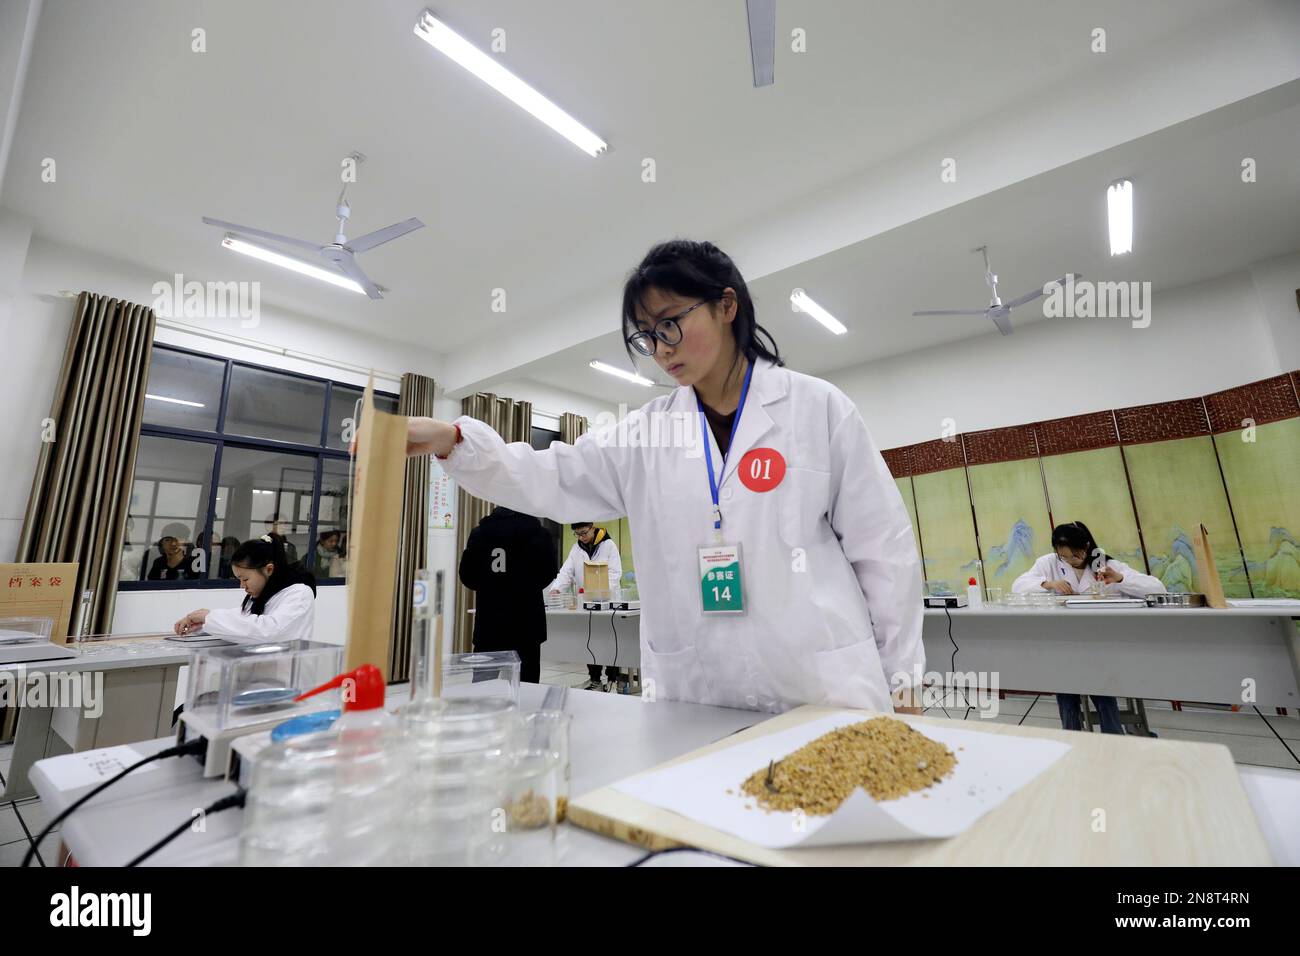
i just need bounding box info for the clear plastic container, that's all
[497,746,561,867]
[398,696,521,866]
[0,616,54,645]
[185,640,344,731]
[521,710,572,822]
[441,650,521,704]
[238,726,406,866]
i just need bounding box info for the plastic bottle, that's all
[966,577,984,610]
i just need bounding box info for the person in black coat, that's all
[458,506,559,684]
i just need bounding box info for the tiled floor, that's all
[0,745,53,868]
[2,684,1296,867]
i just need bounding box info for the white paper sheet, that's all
[612,712,1071,848]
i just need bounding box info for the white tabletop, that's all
[29,682,760,866]
[0,636,191,674]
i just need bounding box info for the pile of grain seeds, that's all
[738,717,957,814]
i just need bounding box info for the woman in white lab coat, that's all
[1012,520,1166,734]
[173,535,317,645]
[1012,521,1166,599]
[407,240,924,715]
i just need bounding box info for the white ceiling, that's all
[5,0,1296,410]
[519,82,1300,406]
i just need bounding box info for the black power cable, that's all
[126,790,245,867]
[1251,706,1300,767]
[585,608,597,668]
[941,605,973,718]
[611,608,621,676]
[22,738,206,867]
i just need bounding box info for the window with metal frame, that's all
[121,344,398,591]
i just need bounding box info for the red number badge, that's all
[738,448,786,492]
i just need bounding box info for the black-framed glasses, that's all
[625,301,709,356]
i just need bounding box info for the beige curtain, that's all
[454,393,532,653]
[18,292,155,636]
[559,411,588,444]
[389,372,437,681]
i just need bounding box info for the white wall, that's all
[825,268,1287,449]
[1250,251,1300,374]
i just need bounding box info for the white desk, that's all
[527,605,1299,710]
[28,682,761,866]
[540,607,641,669]
[28,681,1300,866]
[923,606,1300,708]
[2,637,191,799]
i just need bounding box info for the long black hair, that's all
[230,535,317,615]
[621,240,782,377]
[1051,521,1104,565]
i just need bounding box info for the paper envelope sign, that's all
[345,378,408,679]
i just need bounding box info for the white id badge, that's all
[698,543,745,614]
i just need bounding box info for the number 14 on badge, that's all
[699,543,745,614]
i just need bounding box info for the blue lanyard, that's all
[697,360,755,532]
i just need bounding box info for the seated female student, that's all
[1013,520,1166,734]
[173,535,317,644]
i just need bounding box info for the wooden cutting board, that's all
[567,706,1272,866]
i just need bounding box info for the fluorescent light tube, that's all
[1107,179,1133,256]
[590,360,653,386]
[414,9,607,157]
[790,289,847,335]
[145,394,205,408]
[220,236,366,295]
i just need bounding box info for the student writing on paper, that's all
[173,535,317,645]
[1012,521,1166,734]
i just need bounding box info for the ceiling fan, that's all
[912,245,1079,336]
[202,156,424,299]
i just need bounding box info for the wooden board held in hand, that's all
[345,379,408,680]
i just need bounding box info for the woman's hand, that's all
[174,609,209,635]
[406,417,460,458]
[1096,565,1124,585]
[1042,579,1074,595]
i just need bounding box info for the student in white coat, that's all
[548,521,624,689]
[173,535,317,645]
[1012,520,1166,733]
[406,240,924,715]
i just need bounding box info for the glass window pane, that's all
[327,387,400,450]
[141,349,224,431]
[307,458,351,579]
[213,446,317,579]
[225,365,327,445]
[124,435,214,582]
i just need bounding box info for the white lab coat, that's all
[202,583,316,645]
[549,536,623,594]
[440,359,924,714]
[1012,554,1167,598]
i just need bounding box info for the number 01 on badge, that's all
[698,544,745,614]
